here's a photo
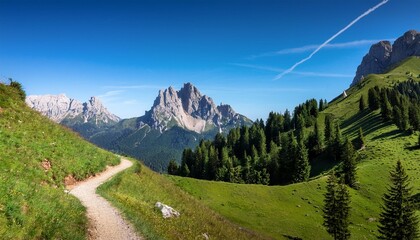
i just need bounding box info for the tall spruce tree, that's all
[359,95,366,112]
[341,138,358,189]
[325,115,334,145]
[378,160,419,239]
[292,139,310,183]
[323,172,351,240]
[357,127,366,150]
[381,91,393,121]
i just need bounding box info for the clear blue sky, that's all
[1,0,419,120]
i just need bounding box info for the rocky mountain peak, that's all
[140,83,249,133]
[351,30,420,86]
[26,94,120,125]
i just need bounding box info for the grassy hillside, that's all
[96,58,419,240]
[98,159,268,240]
[166,57,420,239]
[0,83,119,239]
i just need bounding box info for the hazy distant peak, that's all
[26,94,120,125]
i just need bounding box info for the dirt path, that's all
[69,158,142,240]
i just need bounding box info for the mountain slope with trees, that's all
[161,57,420,239]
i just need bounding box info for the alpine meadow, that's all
[1,1,420,240]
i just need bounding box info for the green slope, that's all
[0,83,119,239]
[168,57,420,239]
[96,57,420,239]
[98,159,269,240]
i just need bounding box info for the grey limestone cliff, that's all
[26,94,120,125]
[351,30,420,86]
[138,82,250,133]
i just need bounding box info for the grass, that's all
[97,158,269,240]
[162,58,420,239]
[0,83,120,239]
[97,58,420,239]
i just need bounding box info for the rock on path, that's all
[69,158,142,240]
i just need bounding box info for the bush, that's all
[132,161,142,175]
[8,79,26,101]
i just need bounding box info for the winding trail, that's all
[69,158,142,240]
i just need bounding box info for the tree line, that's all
[360,80,420,131]
[168,98,358,187]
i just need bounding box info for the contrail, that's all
[275,0,389,80]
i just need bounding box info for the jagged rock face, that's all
[26,94,120,125]
[352,41,392,86]
[390,30,420,65]
[139,83,249,133]
[83,97,120,124]
[351,30,420,86]
[26,94,83,122]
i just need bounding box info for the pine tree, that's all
[357,127,365,150]
[323,172,351,240]
[381,91,393,121]
[319,98,325,112]
[292,140,310,183]
[378,160,419,239]
[308,121,323,159]
[167,160,179,175]
[368,88,380,110]
[341,138,357,189]
[359,95,366,112]
[325,115,334,145]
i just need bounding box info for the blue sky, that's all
[1,0,419,120]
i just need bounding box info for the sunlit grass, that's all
[0,83,119,239]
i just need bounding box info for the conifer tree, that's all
[357,127,365,150]
[292,139,310,183]
[325,115,334,145]
[381,91,393,121]
[368,88,380,110]
[341,138,357,189]
[378,160,419,239]
[323,172,351,240]
[319,98,325,111]
[167,160,179,175]
[308,121,323,159]
[359,95,366,112]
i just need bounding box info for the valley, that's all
[1,1,420,238]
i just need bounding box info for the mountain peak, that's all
[26,94,120,125]
[351,30,420,86]
[140,83,250,133]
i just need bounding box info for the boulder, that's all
[155,202,180,218]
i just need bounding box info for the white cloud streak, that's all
[275,0,389,80]
[251,39,394,58]
[97,90,124,98]
[231,63,352,78]
[102,85,164,90]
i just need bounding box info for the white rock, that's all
[26,94,120,125]
[155,202,180,218]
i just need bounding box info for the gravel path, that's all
[69,158,142,240]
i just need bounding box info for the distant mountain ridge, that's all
[26,94,120,125]
[26,83,251,171]
[88,82,252,171]
[352,30,420,86]
[138,82,249,133]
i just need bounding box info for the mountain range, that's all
[27,83,251,171]
[26,94,120,138]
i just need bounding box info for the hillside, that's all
[0,83,119,239]
[100,57,420,239]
